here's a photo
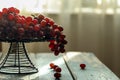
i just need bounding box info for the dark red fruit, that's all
[49,20,54,26]
[49,43,54,48]
[8,13,14,20]
[60,35,66,39]
[40,20,47,26]
[34,24,40,31]
[54,50,59,56]
[8,7,15,13]
[0,12,2,19]
[55,67,62,72]
[53,65,58,70]
[44,17,49,23]
[28,26,33,30]
[62,40,68,44]
[38,14,44,20]
[80,64,86,69]
[50,40,55,43]
[58,27,63,31]
[32,19,38,24]
[2,8,8,14]
[52,24,58,29]
[15,8,20,14]
[18,28,24,33]
[26,17,32,22]
[59,48,65,53]
[50,63,55,69]
[54,72,61,78]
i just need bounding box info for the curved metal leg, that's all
[0,42,38,74]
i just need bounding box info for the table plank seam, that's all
[63,55,76,80]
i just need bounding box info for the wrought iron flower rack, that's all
[0,41,39,74]
[0,38,54,74]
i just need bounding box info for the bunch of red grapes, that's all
[0,7,67,56]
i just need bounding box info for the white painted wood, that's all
[29,53,73,80]
[64,52,120,80]
[0,73,29,80]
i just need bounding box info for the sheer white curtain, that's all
[0,0,120,77]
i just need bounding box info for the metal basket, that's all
[0,42,38,74]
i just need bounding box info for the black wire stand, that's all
[0,42,38,74]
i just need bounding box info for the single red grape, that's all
[40,20,47,27]
[8,13,14,20]
[53,65,58,70]
[60,35,66,39]
[2,8,8,14]
[80,64,86,69]
[8,7,15,12]
[58,27,63,31]
[21,17,26,24]
[49,43,55,48]
[50,40,55,43]
[49,20,54,26]
[50,63,55,69]
[28,26,34,31]
[54,72,61,78]
[52,24,58,29]
[55,67,62,72]
[38,14,44,20]
[44,17,49,23]
[59,48,65,53]
[54,50,59,56]
[16,16,22,23]
[18,28,25,34]
[0,12,3,19]
[32,19,38,24]
[51,48,55,51]
[15,8,20,14]
[61,40,68,44]
[34,24,40,31]
[26,17,32,22]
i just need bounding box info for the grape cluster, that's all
[50,63,62,79]
[0,7,67,56]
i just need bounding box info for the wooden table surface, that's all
[0,52,119,80]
